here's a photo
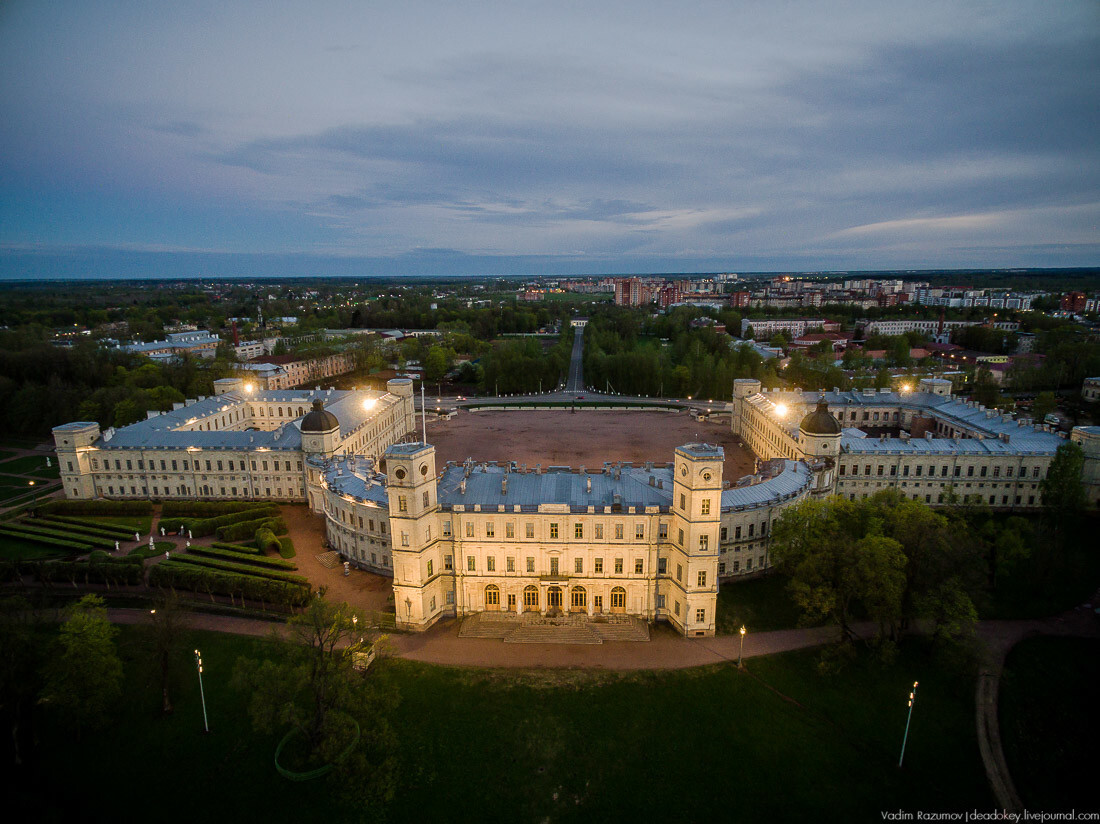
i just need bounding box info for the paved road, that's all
[565,325,585,393]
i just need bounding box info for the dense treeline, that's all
[0,332,234,435]
[580,306,778,398]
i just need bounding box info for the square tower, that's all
[666,443,722,636]
[384,442,449,630]
[52,422,101,499]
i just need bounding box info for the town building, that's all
[235,352,358,390]
[118,331,221,361]
[1083,377,1100,403]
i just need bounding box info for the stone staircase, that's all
[458,612,650,644]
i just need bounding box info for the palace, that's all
[732,377,1100,510]
[51,373,1100,637]
[52,377,416,503]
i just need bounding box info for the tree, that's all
[423,345,450,383]
[769,497,906,641]
[149,590,186,714]
[39,595,122,736]
[231,594,398,802]
[0,596,44,766]
[1032,391,1057,421]
[1040,441,1086,521]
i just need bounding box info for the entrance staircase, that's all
[458,612,649,644]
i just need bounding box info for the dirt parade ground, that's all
[425,409,757,483]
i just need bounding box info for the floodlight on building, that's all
[774,403,788,418]
[362,398,377,412]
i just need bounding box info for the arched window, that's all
[570,586,586,610]
[611,586,626,612]
[523,585,539,609]
[298,407,305,417]
[485,584,500,609]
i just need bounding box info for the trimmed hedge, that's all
[34,516,134,541]
[165,506,280,538]
[277,536,296,559]
[20,555,144,586]
[161,501,270,517]
[2,522,114,550]
[187,545,298,570]
[0,526,91,553]
[210,541,262,555]
[150,561,310,608]
[170,552,308,585]
[39,499,153,516]
[215,515,287,542]
[254,527,281,555]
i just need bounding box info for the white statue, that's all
[149,535,154,547]
[134,532,139,542]
[46,457,51,467]
[114,540,120,552]
[188,529,193,540]
[186,540,190,548]
[160,526,165,537]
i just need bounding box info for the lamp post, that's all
[194,649,209,733]
[898,681,919,767]
[738,625,747,669]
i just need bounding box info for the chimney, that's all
[586,476,592,493]
[459,479,466,495]
[649,476,655,486]
[501,477,507,495]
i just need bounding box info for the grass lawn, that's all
[0,480,58,506]
[16,626,992,823]
[0,534,71,561]
[0,454,59,476]
[999,636,1100,810]
[715,573,813,633]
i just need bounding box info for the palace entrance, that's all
[547,586,563,614]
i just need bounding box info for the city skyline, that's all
[2,1,1098,279]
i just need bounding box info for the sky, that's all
[1,1,1098,279]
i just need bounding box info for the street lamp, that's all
[738,625,747,669]
[194,649,209,733]
[898,681,919,767]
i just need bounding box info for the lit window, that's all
[701,499,710,515]
[549,523,559,539]
[595,558,604,573]
[697,570,707,587]
[634,558,643,574]
[467,556,475,571]
[614,558,623,574]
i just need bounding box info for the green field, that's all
[0,455,60,477]
[1000,636,1100,810]
[15,626,992,823]
[84,514,155,534]
[0,534,71,561]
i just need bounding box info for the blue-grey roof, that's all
[436,464,674,511]
[90,388,393,452]
[316,457,390,505]
[721,460,812,510]
[747,389,1064,456]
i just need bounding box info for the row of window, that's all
[847,491,1038,506]
[92,456,303,473]
[447,519,670,541]
[718,556,765,575]
[839,462,1041,479]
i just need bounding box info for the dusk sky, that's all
[1,1,1097,279]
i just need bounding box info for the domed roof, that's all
[300,399,339,433]
[799,397,841,435]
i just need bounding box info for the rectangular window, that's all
[507,557,515,572]
[506,522,515,539]
[423,491,430,507]
[442,521,451,537]
[718,562,726,575]
[676,564,683,582]
[680,493,686,510]
[701,499,710,515]
[595,558,604,573]
[550,557,559,575]
[980,466,987,478]
[487,556,496,571]
[575,523,583,539]
[614,558,624,574]
[401,532,409,547]
[526,523,535,538]
[634,558,643,574]
[720,527,728,541]
[658,558,667,574]
[575,557,583,573]
[878,465,885,476]
[446,591,454,605]
[430,596,436,612]
[398,495,407,512]
[903,465,910,477]
[467,556,476,571]
[658,523,668,539]
[615,523,624,540]
[699,535,709,550]
[657,594,666,608]
[595,523,604,539]
[444,555,453,570]
[635,523,644,540]
[748,524,754,537]
[735,526,741,540]
[674,601,681,616]
[466,523,474,538]
[697,570,707,587]
[526,557,535,573]
[427,560,433,577]
[549,523,559,539]
[485,522,495,538]
[696,608,706,623]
